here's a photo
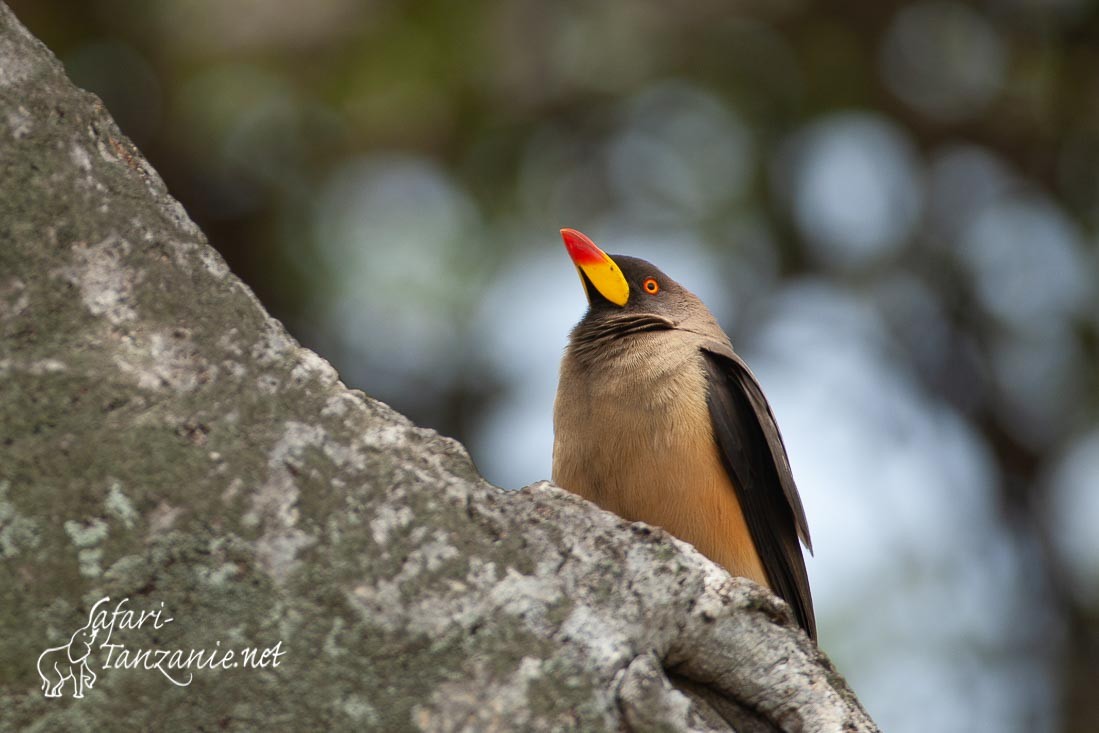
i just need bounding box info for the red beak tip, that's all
[559,227,604,265]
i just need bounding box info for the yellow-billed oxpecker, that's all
[552,228,816,640]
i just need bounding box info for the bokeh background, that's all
[10,1,1098,730]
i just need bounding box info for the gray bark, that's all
[0,4,878,731]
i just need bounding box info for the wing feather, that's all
[701,344,816,640]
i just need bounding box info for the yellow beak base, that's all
[560,228,629,307]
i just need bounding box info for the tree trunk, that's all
[0,4,877,730]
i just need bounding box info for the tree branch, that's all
[0,4,877,730]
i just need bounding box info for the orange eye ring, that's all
[643,277,659,294]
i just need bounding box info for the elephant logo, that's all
[37,597,110,699]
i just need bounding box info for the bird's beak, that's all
[560,228,630,307]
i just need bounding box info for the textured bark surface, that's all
[0,4,878,731]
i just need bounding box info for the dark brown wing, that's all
[701,344,816,640]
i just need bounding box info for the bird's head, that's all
[559,227,708,328]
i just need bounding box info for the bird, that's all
[552,228,816,640]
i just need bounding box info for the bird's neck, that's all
[563,327,702,397]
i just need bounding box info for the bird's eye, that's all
[643,278,659,294]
